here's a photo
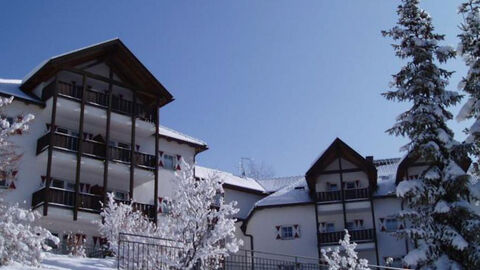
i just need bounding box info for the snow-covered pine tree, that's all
[383,0,480,268]
[0,96,59,266]
[457,1,480,177]
[321,230,370,270]
[157,160,242,269]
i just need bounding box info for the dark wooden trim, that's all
[314,197,321,259]
[103,69,113,204]
[318,168,363,175]
[153,97,160,224]
[63,68,156,99]
[129,91,136,200]
[316,198,371,205]
[369,196,380,265]
[44,76,58,216]
[337,148,347,229]
[73,75,87,220]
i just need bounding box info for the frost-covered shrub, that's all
[96,193,156,253]
[321,230,370,270]
[157,161,242,269]
[0,200,59,266]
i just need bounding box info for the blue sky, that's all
[0,1,470,177]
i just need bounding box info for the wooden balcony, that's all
[316,187,370,202]
[36,132,156,170]
[42,80,156,122]
[32,187,156,219]
[318,229,375,244]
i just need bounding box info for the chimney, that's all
[366,156,374,163]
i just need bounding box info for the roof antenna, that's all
[240,157,251,178]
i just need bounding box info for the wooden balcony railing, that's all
[318,228,375,244]
[32,187,156,219]
[316,187,370,202]
[343,188,370,200]
[42,80,156,122]
[36,132,155,170]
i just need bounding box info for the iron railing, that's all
[117,233,327,270]
[318,228,375,244]
[36,132,156,169]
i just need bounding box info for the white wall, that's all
[223,188,264,219]
[373,197,407,264]
[245,204,318,259]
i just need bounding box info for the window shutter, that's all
[158,151,164,167]
[176,155,182,170]
[379,218,386,232]
[293,224,300,238]
[320,222,326,233]
[158,197,163,213]
[275,226,281,239]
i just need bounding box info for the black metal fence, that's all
[117,233,327,270]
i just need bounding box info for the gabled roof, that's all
[395,152,471,184]
[305,138,377,193]
[195,166,266,194]
[0,79,43,105]
[158,125,208,153]
[20,38,173,107]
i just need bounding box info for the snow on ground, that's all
[0,254,116,270]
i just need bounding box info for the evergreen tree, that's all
[458,1,480,176]
[383,0,480,268]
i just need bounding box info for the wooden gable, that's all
[21,39,173,107]
[305,138,377,194]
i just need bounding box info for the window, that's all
[65,183,75,191]
[113,191,128,201]
[325,223,335,233]
[385,218,398,232]
[345,182,356,189]
[0,171,8,189]
[385,257,403,267]
[280,226,294,239]
[327,183,338,191]
[160,199,172,215]
[346,222,355,230]
[56,127,70,134]
[51,179,65,189]
[46,233,59,249]
[163,154,175,170]
[117,142,130,149]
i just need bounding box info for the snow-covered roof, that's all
[195,166,265,193]
[373,158,401,197]
[254,177,312,207]
[0,79,43,104]
[159,125,207,148]
[257,175,305,193]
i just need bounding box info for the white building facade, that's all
[241,138,475,267]
[1,39,477,268]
